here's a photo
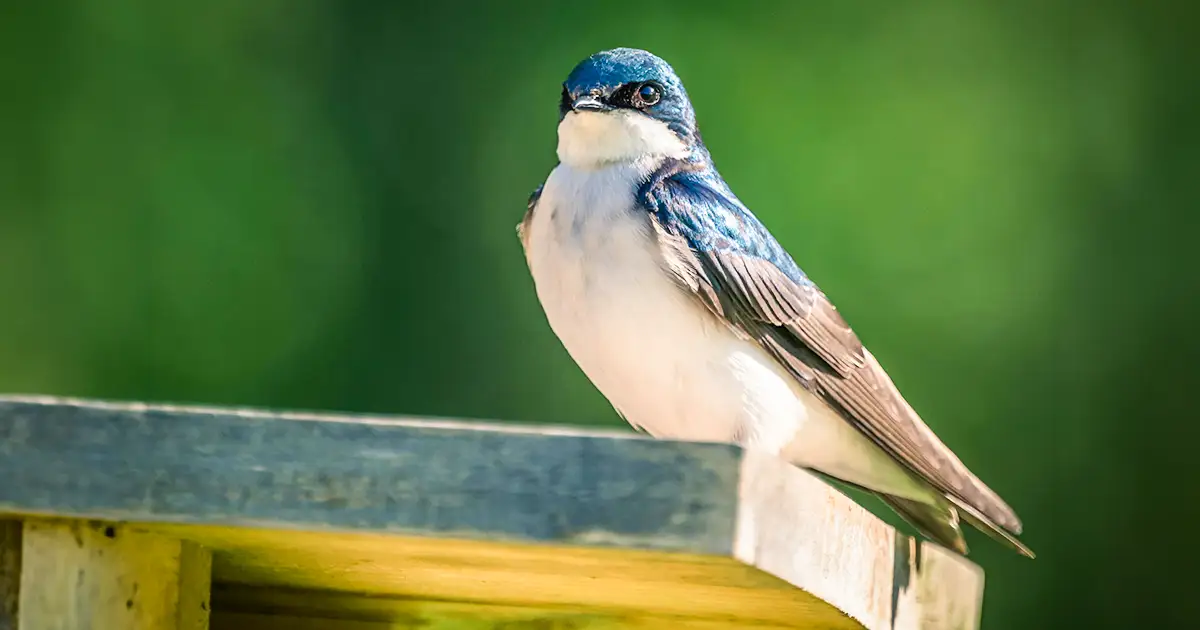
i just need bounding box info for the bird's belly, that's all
[524,163,929,501]
[554,280,749,441]
[531,235,924,500]
[529,215,804,448]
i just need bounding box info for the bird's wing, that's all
[516,183,544,256]
[639,159,1024,536]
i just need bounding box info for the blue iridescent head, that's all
[556,48,702,167]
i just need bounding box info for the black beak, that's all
[572,95,611,112]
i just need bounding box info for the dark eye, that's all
[634,82,661,108]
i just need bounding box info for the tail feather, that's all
[946,494,1037,559]
[879,494,968,555]
[814,470,1036,559]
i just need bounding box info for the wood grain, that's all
[735,451,983,630]
[177,541,213,630]
[18,520,211,629]
[210,587,811,629]
[0,521,18,630]
[147,523,852,628]
[0,396,741,554]
[0,396,984,630]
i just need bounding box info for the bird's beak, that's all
[572,96,612,112]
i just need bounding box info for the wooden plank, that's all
[212,613,387,630]
[0,396,984,630]
[17,520,212,629]
[0,396,741,554]
[177,542,213,630]
[0,520,19,630]
[735,451,984,630]
[211,611,776,630]
[209,586,809,629]
[145,523,852,628]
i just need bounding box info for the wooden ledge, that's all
[0,396,983,629]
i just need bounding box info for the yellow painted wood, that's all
[177,541,213,630]
[212,614,387,630]
[145,523,859,629]
[0,520,19,630]
[211,586,816,629]
[211,593,803,629]
[18,520,212,630]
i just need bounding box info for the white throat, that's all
[556,110,689,169]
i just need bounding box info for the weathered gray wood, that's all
[0,520,19,630]
[0,396,741,554]
[735,451,983,630]
[0,396,983,630]
[18,520,211,629]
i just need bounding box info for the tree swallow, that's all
[518,48,1033,558]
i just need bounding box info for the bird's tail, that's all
[880,493,1036,559]
[945,494,1037,559]
[879,494,967,555]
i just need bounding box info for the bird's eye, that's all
[634,82,662,108]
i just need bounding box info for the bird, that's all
[517,47,1033,558]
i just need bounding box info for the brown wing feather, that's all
[652,216,1024,536]
[516,184,544,259]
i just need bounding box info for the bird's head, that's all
[556,48,702,168]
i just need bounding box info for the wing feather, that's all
[640,158,1024,537]
[516,183,544,256]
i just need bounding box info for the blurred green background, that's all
[2,0,1197,627]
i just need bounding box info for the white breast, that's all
[524,157,805,449]
[523,156,931,502]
